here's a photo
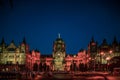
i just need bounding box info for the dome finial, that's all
[58,33,61,38]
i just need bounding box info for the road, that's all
[33,71,120,80]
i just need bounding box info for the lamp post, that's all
[109,50,112,54]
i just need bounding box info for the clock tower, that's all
[53,34,66,71]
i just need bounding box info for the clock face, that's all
[54,51,64,62]
[55,51,62,57]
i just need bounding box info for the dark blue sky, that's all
[0,0,120,54]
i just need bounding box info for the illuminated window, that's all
[8,48,15,53]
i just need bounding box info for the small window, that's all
[9,55,14,58]
[4,55,7,58]
[22,51,25,53]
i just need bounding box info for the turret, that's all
[20,37,29,53]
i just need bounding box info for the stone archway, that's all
[33,63,38,71]
[39,63,42,72]
[43,63,47,71]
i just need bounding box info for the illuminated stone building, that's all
[39,34,89,71]
[40,55,53,71]
[88,36,120,71]
[38,34,67,71]
[39,36,120,71]
[0,35,120,72]
[26,50,40,71]
[65,50,89,71]
[0,38,29,65]
[112,37,120,56]
[88,37,98,59]
[52,34,66,71]
[88,37,120,61]
[98,39,112,64]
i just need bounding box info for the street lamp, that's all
[100,52,104,55]
[109,50,112,54]
[106,57,110,61]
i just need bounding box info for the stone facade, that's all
[0,38,29,65]
[52,34,66,71]
[88,37,120,64]
[26,50,40,71]
[0,36,120,72]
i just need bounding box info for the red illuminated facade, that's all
[0,36,120,72]
[26,50,40,71]
[24,36,120,72]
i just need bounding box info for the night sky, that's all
[0,0,120,54]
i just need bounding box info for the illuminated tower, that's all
[53,33,66,71]
[88,37,98,58]
[20,37,29,64]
